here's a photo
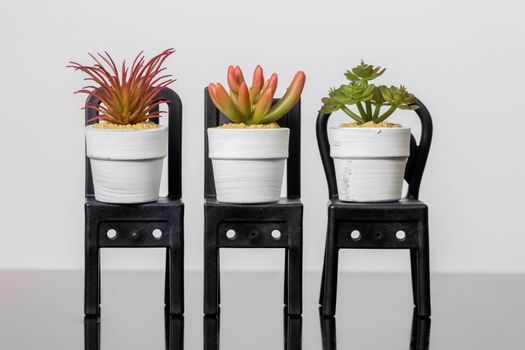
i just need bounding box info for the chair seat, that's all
[328,198,427,222]
[205,198,302,249]
[327,198,428,249]
[85,197,184,248]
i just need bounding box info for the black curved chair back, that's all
[204,87,301,199]
[84,88,183,200]
[316,98,433,200]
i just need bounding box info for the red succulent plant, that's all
[208,65,306,125]
[68,48,175,125]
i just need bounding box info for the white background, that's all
[0,0,524,273]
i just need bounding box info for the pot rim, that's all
[329,126,411,131]
[86,124,167,133]
[208,127,289,131]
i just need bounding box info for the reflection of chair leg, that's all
[204,314,220,350]
[410,309,431,350]
[410,249,418,306]
[84,316,100,350]
[319,309,336,350]
[166,314,184,350]
[204,218,219,315]
[284,310,288,350]
[416,225,431,317]
[321,222,338,317]
[285,316,302,350]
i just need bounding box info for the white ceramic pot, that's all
[85,125,168,203]
[207,128,289,204]
[329,127,411,202]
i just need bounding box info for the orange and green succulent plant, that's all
[68,48,176,125]
[320,61,417,124]
[208,65,306,125]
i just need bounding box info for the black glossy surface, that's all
[1,271,524,349]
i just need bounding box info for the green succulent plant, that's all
[320,61,418,124]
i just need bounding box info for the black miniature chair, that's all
[204,308,302,350]
[203,88,303,316]
[84,88,184,316]
[319,307,430,350]
[84,308,184,350]
[317,99,433,317]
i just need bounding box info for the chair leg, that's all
[97,254,101,307]
[217,254,221,305]
[284,250,289,306]
[319,246,328,305]
[85,243,100,316]
[410,249,418,306]
[169,245,184,315]
[321,223,338,317]
[416,229,431,317]
[204,219,219,315]
[287,244,302,315]
[165,248,170,306]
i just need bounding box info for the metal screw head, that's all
[226,229,236,240]
[396,230,406,241]
[350,230,361,241]
[152,229,162,240]
[107,229,117,240]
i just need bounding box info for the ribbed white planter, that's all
[329,126,411,202]
[85,125,168,204]
[208,128,289,204]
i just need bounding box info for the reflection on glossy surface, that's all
[84,316,100,350]
[204,309,302,350]
[320,308,431,350]
[1,271,525,349]
[84,309,184,350]
[409,311,431,350]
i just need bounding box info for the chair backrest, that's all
[316,98,433,200]
[85,87,183,199]
[204,87,301,199]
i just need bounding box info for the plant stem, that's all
[372,103,380,120]
[375,104,398,123]
[365,101,372,120]
[356,102,368,121]
[341,105,364,124]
